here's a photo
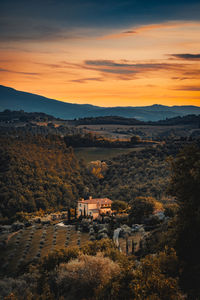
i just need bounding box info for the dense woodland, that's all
[64,133,142,148]
[0,134,97,222]
[0,132,182,222]
[95,143,181,202]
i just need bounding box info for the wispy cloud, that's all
[70,77,104,83]
[171,77,190,81]
[0,68,41,76]
[183,70,200,78]
[170,53,200,60]
[83,59,186,78]
[100,21,200,39]
[174,85,200,91]
[0,18,82,42]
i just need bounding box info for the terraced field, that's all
[0,224,89,276]
[0,223,143,277]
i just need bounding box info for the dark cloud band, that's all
[170,53,200,60]
[1,0,200,42]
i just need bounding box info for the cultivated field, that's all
[0,224,88,276]
[74,147,144,162]
[0,224,142,276]
[78,124,193,140]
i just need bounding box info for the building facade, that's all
[77,197,112,219]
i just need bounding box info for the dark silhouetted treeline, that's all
[73,115,144,125]
[73,114,200,126]
[0,109,61,122]
[64,133,141,148]
[152,114,200,126]
[1,110,199,127]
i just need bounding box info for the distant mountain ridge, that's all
[1,85,200,121]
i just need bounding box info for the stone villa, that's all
[77,197,112,219]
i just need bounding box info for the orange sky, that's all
[0,21,200,106]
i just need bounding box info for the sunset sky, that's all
[0,0,200,107]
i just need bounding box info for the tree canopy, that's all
[129,196,155,223]
[111,200,128,212]
[0,134,95,222]
[169,145,200,297]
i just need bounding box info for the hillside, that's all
[0,85,98,120]
[95,143,182,202]
[0,134,95,222]
[1,85,200,121]
[0,109,61,122]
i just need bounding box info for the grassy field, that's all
[74,147,144,162]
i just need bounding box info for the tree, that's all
[111,200,127,213]
[56,254,120,299]
[168,145,200,297]
[164,203,179,218]
[83,206,86,217]
[68,208,71,222]
[129,196,155,223]
[132,248,181,300]
[130,135,140,144]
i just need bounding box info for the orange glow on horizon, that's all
[0,21,200,107]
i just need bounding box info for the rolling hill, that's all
[1,85,200,121]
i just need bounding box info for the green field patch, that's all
[74,147,143,162]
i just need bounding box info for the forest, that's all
[0,110,61,122]
[73,114,200,126]
[0,134,96,223]
[0,144,200,299]
[0,132,182,222]
[94,143,181,202]
[0,116,200,299]
[64,133,142,148]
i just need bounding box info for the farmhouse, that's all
[77,196,112,219]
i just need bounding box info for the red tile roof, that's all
[78,198,112,205]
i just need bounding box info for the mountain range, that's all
[1,85,200,121]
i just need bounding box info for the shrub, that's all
[57,254,120,299]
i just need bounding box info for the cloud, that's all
[84,59,185,76]
[123,30,137,34]
[100,21,200,39]
[0,68,41,76]
[46,58,199,82]
[171,77,189,80]
[1,1,200,42]
[183,70,200,78]
[79,59,200,82]
[170,53,200,60]
[34,62,65,69]
[174,86,200,91]
[0,19,80,42]
[70,77,104,83]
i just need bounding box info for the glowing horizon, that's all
[0,1,200,107]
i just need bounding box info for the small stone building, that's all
[77,197,112,219]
